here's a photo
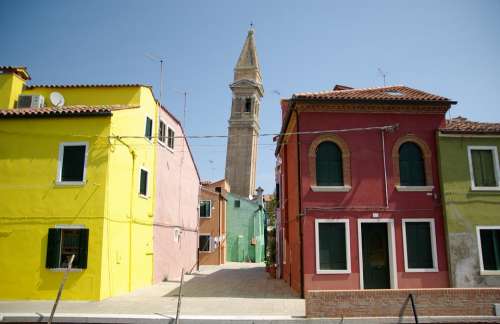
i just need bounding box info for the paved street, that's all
[0,262,304,317]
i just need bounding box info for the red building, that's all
[276,85,456,295]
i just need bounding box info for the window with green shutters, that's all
[199,200,211,218]
[57,142,88,184]
[403,220,436,271]
[145,117,153,140]
[315,220,350,273]
[46,227,89,269]
[478,228,500,272]
[199,235,211,252]
[158,120,166,144]
[139,169,148,197]
[399,142,426,186]
[316,141,343,186]
[167,126,175,149]
[469,147,499,189]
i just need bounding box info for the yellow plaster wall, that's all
[0,117,110,300]
[0,73,26,109]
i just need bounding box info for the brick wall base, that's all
[306,288,500,318]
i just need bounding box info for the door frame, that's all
[358,218,398,289]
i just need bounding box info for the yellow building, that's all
[0,66,161,300]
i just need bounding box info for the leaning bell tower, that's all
[225,28,264,198]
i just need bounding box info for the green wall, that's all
[226,193,265,262]
[438,134,500,287]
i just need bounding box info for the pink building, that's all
[154,106,200,282]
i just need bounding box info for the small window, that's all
[315,219,350,274]
[468,146,499,189]
[139,168,148,197]
[245,98,252,113]
[158,120,166,144]
[399,142,425,186]
[46,227,89,269]
[199,200,211,218]
[234,200,240,208]
[403,219,437,271]
[477,227,500,273]
[167,126,175,149]
[316,141,343,186]
[145,117,153,140]
[57,142,88,184]
[199,235,211,252]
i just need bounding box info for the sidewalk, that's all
[0,262,304,317]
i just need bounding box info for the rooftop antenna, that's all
[146,53,166,106]
[174,89,188,128]
[209,160,215,180]
[377,68,387,86]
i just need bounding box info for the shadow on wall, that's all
[163,266,300,299]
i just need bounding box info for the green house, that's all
[438,117,500,287]
[226,193,265,263]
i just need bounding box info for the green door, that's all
[361,223,390,289]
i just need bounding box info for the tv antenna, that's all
[146,53,166,105]
[174,89,188,128]
[377,68,387,86]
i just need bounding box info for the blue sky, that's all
[1,0,499,193]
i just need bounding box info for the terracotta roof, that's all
[441,117,500,134]
[0,66,31,80]
[25,84,150,89]
[0,104,137,118]
[293,85,456,104]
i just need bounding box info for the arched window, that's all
[316,141,343,186]
[399,142,426,186]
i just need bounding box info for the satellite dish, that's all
[50,92,65,107]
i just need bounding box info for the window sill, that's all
[311,185,351,192]
[199,216,212,219]
[480,270,500,276]
[396,185,434,192]
[471,186,500,192]
[139,194,150,200]
[199,250,212,253]
[316,269,351,275]
[55,181,86,187]
[404,268,438,273]
[48,268,83,272]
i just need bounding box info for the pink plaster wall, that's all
[154,107,200,282]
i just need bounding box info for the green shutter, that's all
[471,150,496,187]
[145,118,153,139]
[406,222,433,269]
[318,223,347,270]
[399,143,425,186]
[61,145,86,182]
[480,229,500,270]
[140,170,148,195]
[46,228,62,268]
[77,229,89,269]
[316,142,343,186]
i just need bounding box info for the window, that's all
[234,200,240,208]
[399,142,426,186]
[158,120,166,145]
[139,168,148,197]
[46,227,89,270]
[199,234,211,252]
[199,200,211,218]
[316,141,343,186]
[244,98,252,113]
[477,227,500,273]
[167,126,175,150]
[468,146,500,190]
[145,117,153,140]
[315,219,350,274]
[57,142,88,184]
[402,219,437,272]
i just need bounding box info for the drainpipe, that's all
[381,129,389,208]
[115,136,136,291]
[294,107,305,298]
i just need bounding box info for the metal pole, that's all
[175,269,185,324]
[409,294,419,323]
[48,254,75,324]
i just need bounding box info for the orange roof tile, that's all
[25,84,150,89]
[442,117,500,134]
[0,104,137,118]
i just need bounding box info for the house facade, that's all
[226,192,265,263]
[198,179,229,265]
[438,117,500,287]
[0,66,200,300]
[276,84,455,295]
